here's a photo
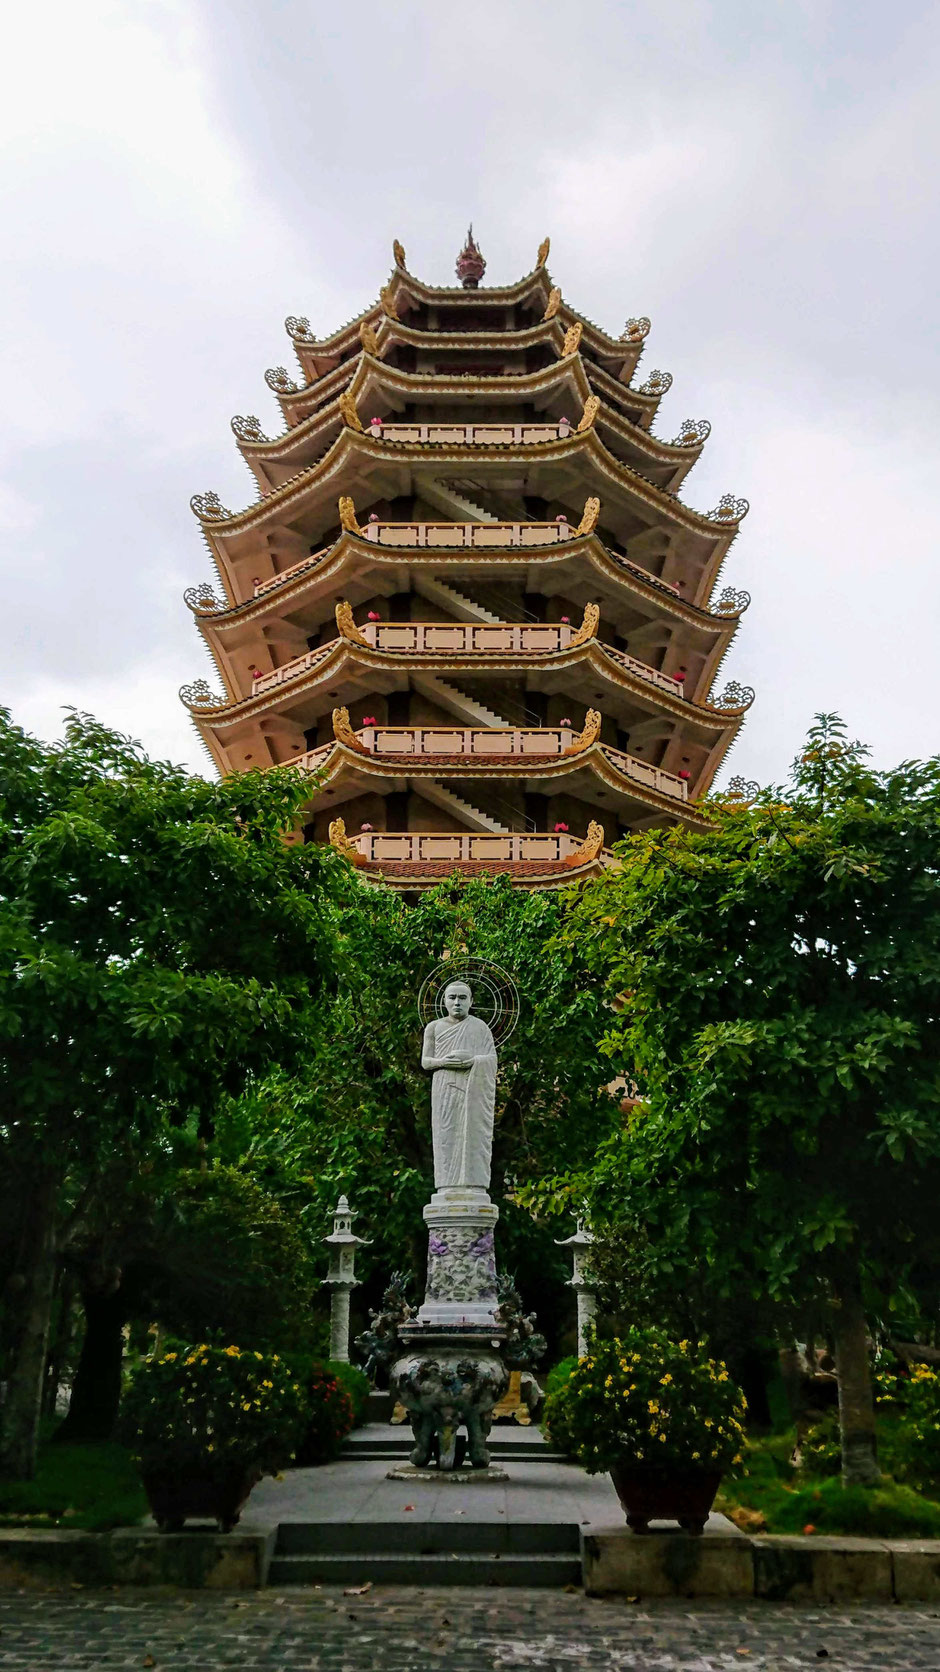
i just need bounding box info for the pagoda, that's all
[181,233,753,889]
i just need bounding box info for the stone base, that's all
[417,1189,500,1329]
[386,1464,510,1483]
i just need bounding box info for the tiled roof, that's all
[356,858,585,879]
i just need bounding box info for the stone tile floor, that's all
[1,1587,939,1670]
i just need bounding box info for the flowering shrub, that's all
[287,1359,356,1465]
[122,1342,306,1478]
[892,1365,940,1484]
[800,1409,842,1477]
[543,1329,747,1475]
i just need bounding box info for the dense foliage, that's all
[0,708,342,1475]
[544,1330,746,1475]
[540,717,940,1485]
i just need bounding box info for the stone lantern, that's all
[555,1218,597,1357]
[322,1196,370,1363]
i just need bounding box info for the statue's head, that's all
[443,981,472,1020]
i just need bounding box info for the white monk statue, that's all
[421,981,498,1191]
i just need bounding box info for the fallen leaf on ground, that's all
[402,1503,415,1511]
[343,1583,372,1596]
[728,1506,766,1533]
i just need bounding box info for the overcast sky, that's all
[2,0,937,786]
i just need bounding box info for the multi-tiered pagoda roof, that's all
[182,234,753,889]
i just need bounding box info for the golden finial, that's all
[577,396,601,432]
[380,283,399,320]
[334,599,371,647]
[577,497,601,536]
[393,239,406,269]
[563,709,602,755]
[536,236,551,268]
[332,707,370,753]
[338,496,361,535]
[562,322,583,357]
[563,820,606,867]
[359,320,380,355]
[338,391,363,432]
[569,602,600,645]
[328,817,362,862]
[543,287,562,321]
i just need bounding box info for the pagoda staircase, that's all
[418,781,509,833]
[412,574,502,623]
[412,674,512,730]
[424,478,500,522]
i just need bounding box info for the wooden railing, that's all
[369,420,569,446]
[365,620,573,654]
[348,831,594,865]
[286,730,688,802]
[250,644,331,695]
[363,519,572,548]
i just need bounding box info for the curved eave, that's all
[386,266,649,373]
[239,355,698,491]
[342,852,612,891]
[184,634,750,752]
[193,529,742,648]
[304,736,710,826]
[194,427,741,582]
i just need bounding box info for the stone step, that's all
[342,1439,567,1462]
[268,1550,582,1588]
[277,1519,579,1556]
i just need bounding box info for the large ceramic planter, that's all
[608,1463,723,1534]
[142,1464,262,1533]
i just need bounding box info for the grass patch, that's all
[717,1427,940,1540]
[0,1440,147,1532]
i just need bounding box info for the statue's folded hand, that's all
[444,1054,474,1069]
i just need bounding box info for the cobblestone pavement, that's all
[1,1588,940,1671]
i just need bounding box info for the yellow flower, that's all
[161,1353,178,1363]
[184,1356,197,1366]
[659,1433,667,1442]
[241,1401,252,1412]
[678,1340,690,1352]
[660,1374,673,1385]
[691,1451,700,1460]
[648,1400,660,1414]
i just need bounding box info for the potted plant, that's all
[122,1342,307,1532]
[543,1328,746,1533]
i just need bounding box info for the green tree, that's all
[0,710,340,1477]
[551,717,940,1486]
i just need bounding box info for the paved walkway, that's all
[0,1587,939,1669]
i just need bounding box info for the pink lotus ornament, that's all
[367,610,381,621]
[559,717,572,727]
[360,822,373,832]
[554,821,569,833]
[560,615,570,624]
[362,716,377,727]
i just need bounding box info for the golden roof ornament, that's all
[332,706,371,753]
[335,599,371,646]
[562,322,583,357]
[569,602,600,645]
[456,225,486,289]
[380,283,399,320]
[563,709,602,755]
[393,239,407,269]
[536,236,551,268]
[543,287,562,321]
[563,820,605,867]
[359,320,380,356]
[577,497,601,536]
[338,391,363,432]
[338,495,361,535]
[577,396,600,432]
[328,817,362,862]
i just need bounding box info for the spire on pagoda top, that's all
[456,225,486,288]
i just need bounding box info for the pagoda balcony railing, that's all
[369,419,569,446]
[346,830,599,866]
[363,619,574,654]
[291,729,688,802]
[363,518,573,548]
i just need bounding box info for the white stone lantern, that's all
[555,1218,597,1357]
[322,1196,370,1363]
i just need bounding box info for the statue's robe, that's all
[422,1015,498,1190]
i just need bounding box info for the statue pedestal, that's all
[416,1187,500,1329]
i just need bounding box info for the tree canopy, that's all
[545,717,940,1483]
[0,709,342,1475]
